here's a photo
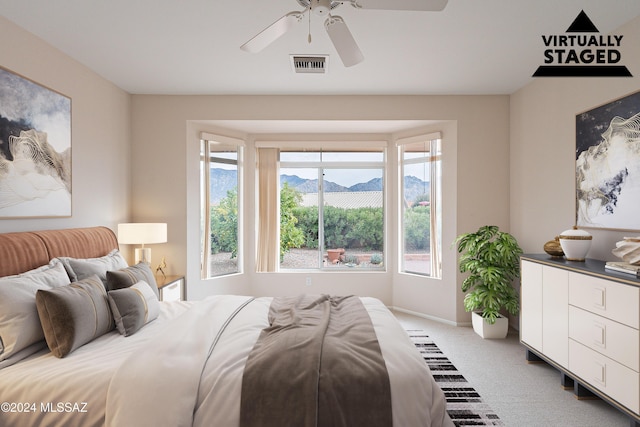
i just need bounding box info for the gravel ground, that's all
[209,248,430,274]
[208,248,387,274]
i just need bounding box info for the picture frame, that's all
[575,90,640,231]
[0,66,71,218]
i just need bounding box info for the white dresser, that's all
[520,255,640,424]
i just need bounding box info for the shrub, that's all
[370,253,383,265]
[279,183,305,258]
[293,205,319,249]
[344,254,359,265]
[210,189,238,257]
[403,206,430,251]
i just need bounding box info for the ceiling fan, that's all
[240,0,448,67]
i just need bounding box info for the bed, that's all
[0,226,453,427]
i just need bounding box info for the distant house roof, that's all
[300,191,382,209]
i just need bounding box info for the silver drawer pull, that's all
[592,323,606,348]
[593,360,606,386]
[592,287,606,310]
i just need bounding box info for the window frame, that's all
[277,148,386,272]
[200,133,244,279]
[398,133,442,278]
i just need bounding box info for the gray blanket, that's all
[240,294,392,427]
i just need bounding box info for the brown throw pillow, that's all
[36,275,114,358]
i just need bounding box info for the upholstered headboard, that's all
[0,226,119,277]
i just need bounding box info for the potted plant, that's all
[454,225,522,338]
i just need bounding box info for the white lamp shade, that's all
[117,223,167,245]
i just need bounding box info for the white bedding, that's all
[0,301,191,427]
[0,296,453,427]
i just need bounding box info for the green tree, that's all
[210,189,238,257]
[404,205,430,251]
[280,183,305,258]
[293,205,319,248]
[345,207,383,250]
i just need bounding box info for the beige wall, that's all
[510,15,640,262]
[0,16,131,239]
[131,95,510,324]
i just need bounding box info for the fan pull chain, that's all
[308,7,312,43]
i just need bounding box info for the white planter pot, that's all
[471,311,509,339]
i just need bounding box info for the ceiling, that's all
[2,0,639,96]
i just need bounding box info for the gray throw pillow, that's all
[106,262,159,299]
[36,275,114,358]
[57,249,128,285]
[108,281,160,336]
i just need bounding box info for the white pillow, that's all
[0,259,70,365]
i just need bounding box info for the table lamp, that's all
[117,223,167,264]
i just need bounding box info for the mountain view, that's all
[209,169,430,204]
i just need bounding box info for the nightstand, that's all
[156,275,184,302]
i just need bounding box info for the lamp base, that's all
[134,247,152,265]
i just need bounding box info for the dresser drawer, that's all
[569,306,639,371]
[569,340,639,414]
[158,277,184,302]
[568,272,639,328]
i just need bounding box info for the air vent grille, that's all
[291,55,328,74]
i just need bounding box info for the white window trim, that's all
[200,133,244,278]
[395,132,442,147]
[397,132,442,278]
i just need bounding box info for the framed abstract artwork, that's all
[575,90,640,231]
[0,66,71,218]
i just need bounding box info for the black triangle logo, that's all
[566,10,599,33]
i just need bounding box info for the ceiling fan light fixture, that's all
[241,0,447,66]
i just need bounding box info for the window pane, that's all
[279,153,385,271]
[280,151,383,163]
[280,167,320,269]
[323,168,384,269]
[401,139,441,277]
[280,152,321,162]
[321,152,384,162]
[201,142,240,278]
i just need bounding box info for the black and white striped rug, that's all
[408,330,505,426]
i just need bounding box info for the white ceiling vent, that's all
[290,55,328,74]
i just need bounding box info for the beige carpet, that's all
[395,310,631,427]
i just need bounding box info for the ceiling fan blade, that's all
[324,16,364,67]
[351,0,448,11]
[240,11,305,53]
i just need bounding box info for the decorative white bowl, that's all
[558,226,592,261]
[612,237,640,265]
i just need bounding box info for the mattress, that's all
[0,296,452,427]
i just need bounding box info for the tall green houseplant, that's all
[454,225,523,324]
